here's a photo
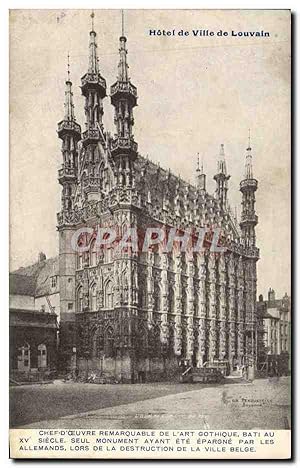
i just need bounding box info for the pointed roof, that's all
[118,35,129,82]
[88,20,99,75]
[110,10,137,110]
[64,54,76,122]
[214,144,230,181]
[217,143,227,175]
[117,10,129,82]
[196,153,204,175]
[57,54,81,139]
[245,129,254,179]
[81,11,106,98]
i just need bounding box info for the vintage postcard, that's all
[9,9,291,459]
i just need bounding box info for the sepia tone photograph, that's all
[9,8,291,458]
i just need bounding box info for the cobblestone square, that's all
[10,377,290,430]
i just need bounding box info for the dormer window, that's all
[51,275,57,289]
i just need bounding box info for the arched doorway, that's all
[17,343,30,371]
[38,343,47,368]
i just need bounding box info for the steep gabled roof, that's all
[9,273,36,296]
[10,256,59,297]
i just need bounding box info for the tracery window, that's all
[77,252,83,269]
[154,281,161,311]
[90,284,97,311]
[168,326,175,354]
[92,328,104,357]
[90,238,97,267]
[77,286,83,312]
[104,246,113,263]
[138,276,147,308]
[182,288,187,314]
[104,327,115,357]
[181,326,187,358]
[105,281,114,309]
[168,286,175,314]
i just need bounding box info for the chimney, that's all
[38,252,46,263]
[268,288,275,303]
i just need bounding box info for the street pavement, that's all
[11,377,290,430]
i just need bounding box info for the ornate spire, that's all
[118,36,129,82]
[240,130,258,249]
[88,11,99,74]
[214,144,230,209]
[121,9,124,36]
[110,10,138,187]
[58,52,81,138]
[117,10,129,82]
[67,52,70,81]
[81,10,107,143]
[245,128,253,179]
[91,9,95,31]
[217,143,227,175]
[64,53,75,122]
[111,9,137,140]
[196,153,206,191]
[196,152,204,174]
[57,53,81,211]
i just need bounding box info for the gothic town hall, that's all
[56,20,259,382]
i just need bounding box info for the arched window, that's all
[181,252,187,274]
[182,288,187,314]
[105,281,114,309]
[92,328,104,358]
[17,343,30,371]
[104,247,113,263]
[154,251,160,267]
[90,284,97,311]
[168,252,174,271]
[77,286,83,312]
[90,239,97,267]
[104,327,115,357]
[138,275,147,309]
[77,252,83,269]
[76,233,87,269]
[106,173,112,192]
[151,325,161,357]
[181,326,187,359]
[38,344,47,368]
[168,326,175,354]
[154,281,161,311]
[99,162,104,190]
[83,251,89,268]
[168,286,175,314]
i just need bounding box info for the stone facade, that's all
[57,22,259,381]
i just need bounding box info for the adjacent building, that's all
[257,288,291,357]
[9,253,58,378]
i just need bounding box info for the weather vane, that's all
[122,9,125,36]
[91,10,95,31]
[67,52,70,81]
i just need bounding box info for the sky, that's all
[10,9,291,299]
